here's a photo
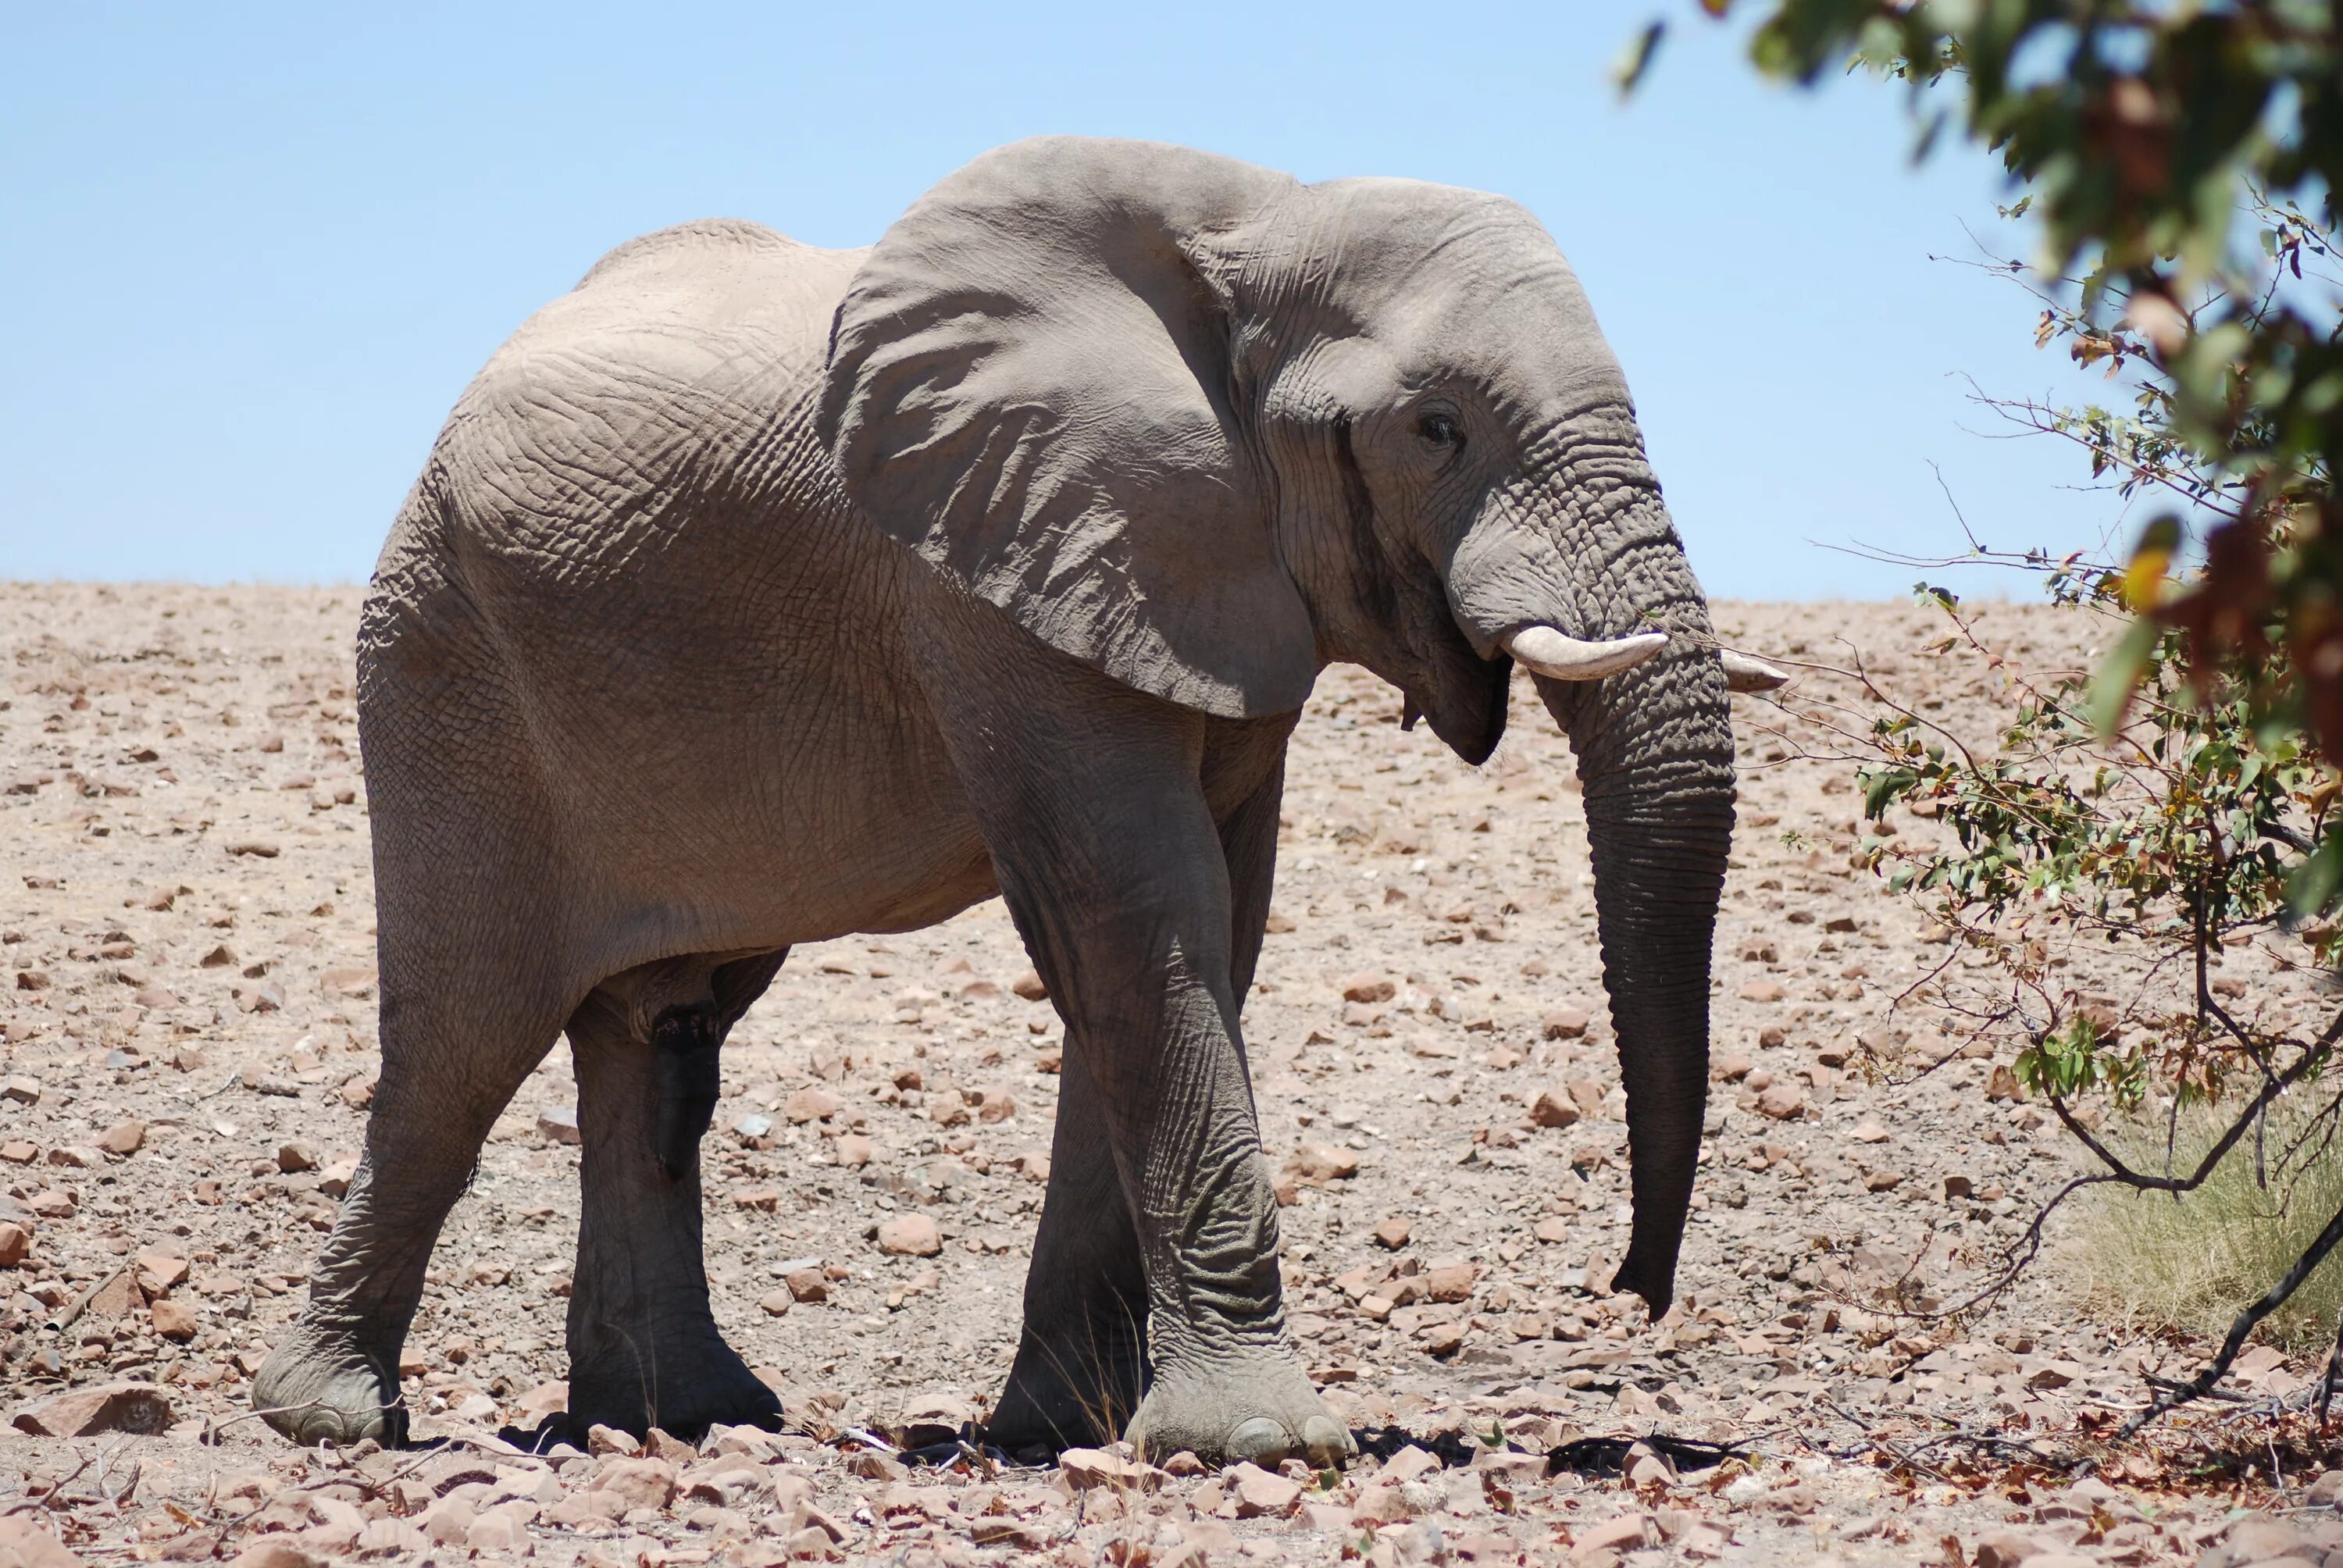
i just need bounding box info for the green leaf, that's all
[2285,834,2343,926]
[1861,767,1919,821]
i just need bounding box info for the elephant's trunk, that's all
[1446,417,1735,1318]
[1544,653,1733,1317]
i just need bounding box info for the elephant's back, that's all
[413,222,871,591]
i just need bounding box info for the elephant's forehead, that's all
[1284,180,1614,385]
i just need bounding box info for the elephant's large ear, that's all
[820,137,1318,718]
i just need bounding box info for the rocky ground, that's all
[3,582,2341,1567]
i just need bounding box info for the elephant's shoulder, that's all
[574,219,843,291]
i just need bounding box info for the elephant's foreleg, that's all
[916,604,1346,1469]
[565,956,786,1441]
[990,739,1290,1456]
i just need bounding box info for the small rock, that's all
[0,1515,84,1568]
[12,1381,173,1437]
[536,1107,582,1145]
[786,1268,828,1303]
[1011,970,1048,1001]
[1284,1143,1359,1181]
[834,1133,873,1167]
[593,1457,677,1512]
[785,1086,840,1123]
[1058,1447,1164,1492]
[1340,971,1396,1004]
[876,1213,943,1256]
[2224,1516,2308,1563]
[276,1141,319,1173]
[464,1511,528,1556]
[1542,1007,1590,1039]
[758,1290,793,1317]
[1529,1089,1581,1128]
[646,1429,697,1464]
[0,1224,30,1267]
[1969,1527,2048,1567]
[0,1078,39,1106]
[587,1424,640,1456]
[226,1542,326,1568]
[1710,1053,1753,1082]
[1383,1446,1442,1484]
[1738,979,1785,1003]
[150,1298,199,1340]
[1372,1217,1411,1249]
[97,1121,145,1156]
[1576,1514,1656,1555]
[1756,1085,1807,1121]
[1849,1120,1890,1144]
[1229,1462,1301,1517]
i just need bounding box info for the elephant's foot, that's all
[989,1320,1147,1457]
[565,1320,781,1441]
[253,1320,407,1446]
[1124,1348,1353,1469]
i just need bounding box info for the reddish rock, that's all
[1229,1462,1301,1516]
[593,1456,677,1512]
[1529,1089,1581,1128]
[1339,971,1396,1004]
[1284,1143,1359,1181]
[0,1516,82,1568]
[149,1298,199,1341]
[1372,1217,1411,1249]
[0,1223,30,1268]
[96,1121,144,1156]
[1541,1007,1590,1039]
[1011,970,1048,1001]
[784,1085,840,1123]
[12,1381,173,1437]
[1058,1447,1164,1492]
[876,1213,943,1256]
[1738,979,1785,1003]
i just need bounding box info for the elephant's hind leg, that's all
[987,1044,1150,1456]
[565,951,786,1441]
[255,976,570,1445]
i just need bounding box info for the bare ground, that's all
[2,583,2339,1567]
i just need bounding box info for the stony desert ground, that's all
[3,583,2341,1567]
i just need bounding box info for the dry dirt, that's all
[3,583,2340,1567]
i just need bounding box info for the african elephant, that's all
[254,136,1783,1467]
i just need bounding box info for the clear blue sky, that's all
[1,2,2126,599]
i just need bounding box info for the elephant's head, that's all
[821,137,1781,1316]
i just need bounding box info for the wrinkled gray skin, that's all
[254,137,1737,1468]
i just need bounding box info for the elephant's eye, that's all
[1418,413,1460,448]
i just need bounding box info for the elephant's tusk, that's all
[1502,625,1668,681]
[1721,650,1791,693]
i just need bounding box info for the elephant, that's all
[252,136,1785,1467]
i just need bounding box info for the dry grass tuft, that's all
[2068,1104,2343,1355]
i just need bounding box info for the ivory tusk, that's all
[1501,625,1668,681]
[1720,650,1791,693]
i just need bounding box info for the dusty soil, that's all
[2,583,2339,1567]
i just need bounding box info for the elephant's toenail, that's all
[1301,1415,1352,1465]
[1225,1417,1293,1467]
